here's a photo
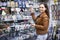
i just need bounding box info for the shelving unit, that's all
[51,1,60,39]
[51,4,60,20]
[0,4,36,40]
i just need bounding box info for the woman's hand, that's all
[30,24,35,27]
[29,6,35,13]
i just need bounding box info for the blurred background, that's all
[0,0,60,40]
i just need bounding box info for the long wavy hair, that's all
[40,3,50,18]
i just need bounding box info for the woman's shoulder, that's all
[42,13,49,18]
[41,14,49,22]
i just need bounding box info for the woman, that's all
[30,3,49,40]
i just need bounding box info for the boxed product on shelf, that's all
[15,2,18,7]
[18,1,22,8]
[7,1,11,7]
[2,2,7,7]
[0,2,2,7]
[10,1,15,7]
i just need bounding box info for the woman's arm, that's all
[29,7,36,21]
[31,13,36,21]
[35,15,49,30]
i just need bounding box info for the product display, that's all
[0,2,2,7]
[10,1,15,7]
[2,2,7,7]
[0,0,60,40]
[15,2,18,7]
[7,1,11,7]
[51,4,60,20]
